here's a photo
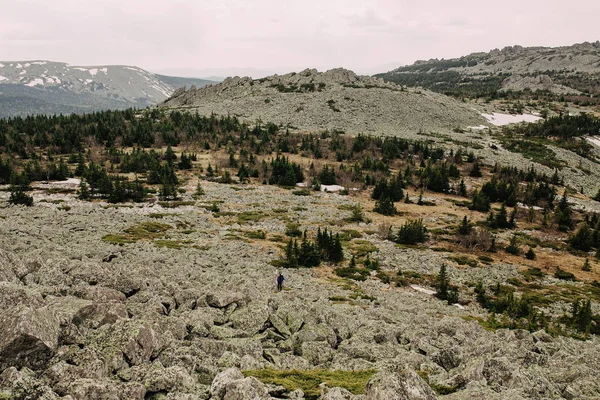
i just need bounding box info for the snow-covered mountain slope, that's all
[0,61,216,117]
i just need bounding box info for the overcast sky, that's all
[1,0,599,78]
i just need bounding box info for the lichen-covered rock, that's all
[65,378,146,400]
[210,368,244,400]
[0,305,62,370]
[319,386,360,400]
[0,367,60,400]
[365,370,437,400]
[222,376,270,400]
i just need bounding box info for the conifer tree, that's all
[458,216,472,235]
[582,258,591,272]
[374,196,397,216]
[437,264,449,300]
[78,179,90,200]
[555,190,574,231]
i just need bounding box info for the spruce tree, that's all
[458,216,472,235]
[582,258,592,272]
[506,234,520,255]
[555,190,574,231]
[458,178,467,197]
[496,203,509,228]
[470,190,491,212]
[78,179,90,200]
[374,196,397,216]
[470,159,482,177]
[525,247,536,260]
[436,264,449,300]
[8,172,33,206]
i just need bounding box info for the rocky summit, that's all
[162,68,485,136]
[377,41,600,97]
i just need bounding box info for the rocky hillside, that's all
[0,61,215,117]
[161,68,486,136]
[1,179,600,400]
[377,41,600,97]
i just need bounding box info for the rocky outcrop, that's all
[501,75,580,95]
[365,370,437,400]
[161,68,485,137]
[210,368,270,400]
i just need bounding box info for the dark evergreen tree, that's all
[458,216,472,235]
[470,190,491,212]
[8,172,33,206]
[470,159,482,177]
[555,190,574,231]
[525,247,536,260]
[374,195,397,216]
[436,264,449,300]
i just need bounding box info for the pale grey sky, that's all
[1,0,599,77]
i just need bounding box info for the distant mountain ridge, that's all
[0,61,217,117]
[376,41,600,98]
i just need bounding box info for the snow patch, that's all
[24,63,30,68]
[587,137,600,148]
[150,84,171,98]
[467,125,489,132]
[0,76,7,82]
[19,70,26,75]
[0,63,4,68]
[482,112,542,126]
[411,285,436,295]
[31,61,47,65]
[320,184,345,192]
[73,67,87,72]
[89,68,99,76]
[85,79,93,84]
[25,78,44,87]
[16,63,22,69]
[99,67,107,74]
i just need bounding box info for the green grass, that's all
[500,137,565,169]
[335,266,370,281]
[339,230,363,241]
[449,255,479,268]
[243,369,376,399]
[292,189,311,196]
[158,200,196,208]
[520,267,544,282]
[415,370,459,395]
[245,230,267,240]
[45,187,76,194]
[154,239,190,249]
[350,240,378,257]
[237,211,265,224]
[102,222,171,245]
[329,295,350,302]
[149,212,180,219]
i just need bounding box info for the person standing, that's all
[276,271,285,292]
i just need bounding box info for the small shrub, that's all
[525,247,536,260]
[245,230,266,240]
[335,266,370,281]
[505,234,520,255]
[521,267,544,281]
[555,268,576,281]
[393,219,428,245]
[285,222,302,237]
[582,258,592,272]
